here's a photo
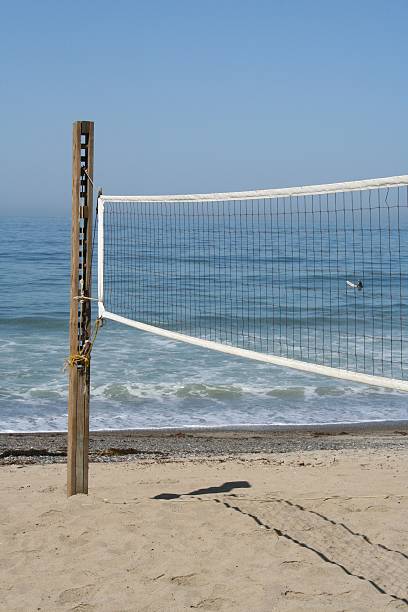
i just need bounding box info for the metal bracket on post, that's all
[67,121,94,496]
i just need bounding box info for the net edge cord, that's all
[97,200,104,304]
[98,307,408,393]
[99,175,408,203]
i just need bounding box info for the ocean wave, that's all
[87,380,384,402]
[1,380,408,433]
[94,381,244,402]
[266,387,306,398]
[0,316,67,330]
[0,375,404,407]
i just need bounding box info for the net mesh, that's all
[101,182,408,382]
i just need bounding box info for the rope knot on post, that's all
[65,317,102,371]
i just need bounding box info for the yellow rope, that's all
[65,317,102,370]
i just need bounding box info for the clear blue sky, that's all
[1,0,407,215]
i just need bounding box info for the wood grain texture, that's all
[67,121,94,496]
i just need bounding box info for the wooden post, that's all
[67,121,94,496]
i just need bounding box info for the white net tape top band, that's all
[99,175,408,203]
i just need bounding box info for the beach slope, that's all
[1,444,408,611]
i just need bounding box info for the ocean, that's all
[1,215,408,433]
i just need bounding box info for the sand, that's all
[1,444,408,611]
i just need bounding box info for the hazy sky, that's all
[1,0,407,216]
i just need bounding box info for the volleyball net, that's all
[97,175,408,391]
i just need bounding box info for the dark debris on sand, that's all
[1,423,408,465]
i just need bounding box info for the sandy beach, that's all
[0,426,407,611]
